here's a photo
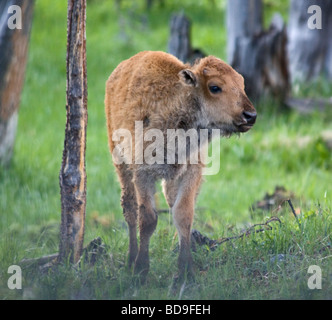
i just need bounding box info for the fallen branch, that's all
[20,237,107,272]
[20,253,58,267]
[191,196,302,250]
[191,216,282,251]
[287,198,301,227]
[285,97,332,114]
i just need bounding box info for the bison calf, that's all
[105,51,256,281]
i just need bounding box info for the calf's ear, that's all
[179,69,198,87]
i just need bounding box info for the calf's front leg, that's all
[171,164,202,281]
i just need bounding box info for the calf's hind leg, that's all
[133,171,158,280]
[114,163,138,269]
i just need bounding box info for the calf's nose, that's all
[242,111,257,125]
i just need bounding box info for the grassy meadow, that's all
[0,0,331,300]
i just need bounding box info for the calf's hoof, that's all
[133,255,149,284]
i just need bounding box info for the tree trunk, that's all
[226,0,290,101]
[58,0,88,264]
[0,0,34,166]
[287,0,332,83]
[226,0,263,66]
[168,13,206,64]
[168,13,192,63]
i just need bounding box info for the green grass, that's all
[0,0,331,300]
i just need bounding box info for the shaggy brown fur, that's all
[105,51,256,281]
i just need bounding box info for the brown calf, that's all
[105,51,256,281]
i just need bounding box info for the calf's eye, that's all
[209,85,222,94]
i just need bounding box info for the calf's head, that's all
[179,56,256,135]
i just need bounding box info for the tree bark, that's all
[226,0,290,101]
[168,13,205,64]
[226,0,263,66]
[0,0,34,166]
[287,0,332,83]
[168,13,192,63]
[58,0,88,264]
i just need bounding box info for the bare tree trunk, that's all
[226,0,263,66]
[168,13,191,63]
[288,0,332,83]
[58,0,88,264]
[226,0,289,101]
[0,0,34,166]
[167,13,206,64]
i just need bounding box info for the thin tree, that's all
[58,0,88,264]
